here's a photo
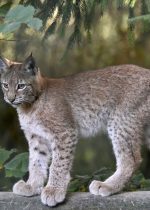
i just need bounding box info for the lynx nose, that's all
[9,98,15,103]
[8,95,16,103]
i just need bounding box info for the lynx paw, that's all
[41,186,66,207]
[89,180,113,197]
[13,180,42,196]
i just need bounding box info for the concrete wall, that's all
[0,191,150,210]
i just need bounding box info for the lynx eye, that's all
[2,83,8,89]
[17,84,26,90]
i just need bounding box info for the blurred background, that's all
[1,0,150,191]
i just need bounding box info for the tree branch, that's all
[0,39,29,42]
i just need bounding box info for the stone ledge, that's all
[0,191,150,210]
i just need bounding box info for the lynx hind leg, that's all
[89,119,142,197]
[13,135,51,196]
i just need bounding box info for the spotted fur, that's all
[0,54,150,206]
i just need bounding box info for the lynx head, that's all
[0,54,41,108]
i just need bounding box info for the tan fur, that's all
[0,55,150,207]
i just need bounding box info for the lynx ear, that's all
[0,56,10,74]
[23,53,38,76]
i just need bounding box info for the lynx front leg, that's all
[89,119,142,196]
[13,134,51,196]
[41,131,77,207]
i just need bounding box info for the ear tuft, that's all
[23,53,37,76]
[0,56,9,74]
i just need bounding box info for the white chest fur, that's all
[17,110,53,142]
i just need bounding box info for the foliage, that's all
[0,4,42,33]
[1,148,150,192]
[69,167,113,192]
[125,172,150,191]
[0,0,150,48]
[0,148,16,169]
[4,152,28,178]
[0,148,28,178]
[69,168,150,193]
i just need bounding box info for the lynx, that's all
[0,54,150,207]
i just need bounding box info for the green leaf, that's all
[69,179,81,192]
[5,169,26,178]
[0,148,16,168]
[69,174,91,192]
[0,2,12,17]
[0,22,21,33]
[140,178,150,189]
[26,18,42,30]
[129,14,150,23]
[5,5,35,23]
[124,0,137,7]
[4,152,28,178]
[0,5,43,33]
[43,21,57,40]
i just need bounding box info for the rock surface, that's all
[0,191,150,210]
